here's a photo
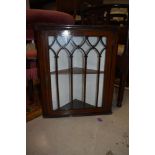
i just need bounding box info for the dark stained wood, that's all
[83,56,87,108]
[42,107,112,118]
[57,99,94,111]
[95,56,101,107]
[102,32,118,112]
[50,67,105,74]
[34,24,118,34]
[26,105,42,122]
[55,56,60,109]
[34,31,53,115]
[70,56,73,109]
[116,32,129,107]
[34,24,118,117]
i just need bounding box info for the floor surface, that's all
[27,88,129,155]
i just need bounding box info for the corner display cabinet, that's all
[34,24,118,117]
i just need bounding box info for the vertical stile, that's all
[95,55,101,107]
[55,55,60,109]
[70,55,73,109]
[83,55,87,108]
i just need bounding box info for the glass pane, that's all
[48,34,107,110]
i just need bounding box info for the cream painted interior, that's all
[48,35,106,109]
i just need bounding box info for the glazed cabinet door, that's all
[34,25,118,117]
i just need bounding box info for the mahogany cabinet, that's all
[34,24,118,117]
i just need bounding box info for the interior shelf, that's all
[50,67,104,74]
[56,99,95,111]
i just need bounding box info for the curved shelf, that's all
[50,67,104,74]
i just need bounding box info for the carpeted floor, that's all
[27,88,129,155]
